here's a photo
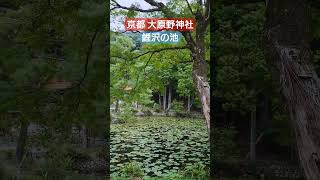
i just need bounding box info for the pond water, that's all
[110,117,209,177]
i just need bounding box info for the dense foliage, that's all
[111,117,209,178]
[0,0,108,178]
[0,0,107,132]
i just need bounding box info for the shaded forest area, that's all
[0,0,109,179]
[213,0,320,179]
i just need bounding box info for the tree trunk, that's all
[158,93,162,108]
[163,86,167,112]
[166,84,172,112]
[190,30,210,131]
[250,110,256,162]
[257,93,271,131]
[192,66,210,131]
[115,99,119,112]
[187,95,191,113]
[81,125,88,148]
[16,121,29,165]
[131,0,210,131]
[263,0,320,179]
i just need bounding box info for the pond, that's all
[110,117,209,177]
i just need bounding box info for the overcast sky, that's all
[115,0,156,9]
[110,0,199,31]
[110,0,168,31]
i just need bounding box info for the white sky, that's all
[110,0,199,31]
[110,0,168,31]
[115,0,155,9]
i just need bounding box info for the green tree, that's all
[0,0,108,170]
[176,63,195,112]
[111,0,211,130]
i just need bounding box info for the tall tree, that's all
[0,0,107,167]
[111,0,211,130]
[176,63,195,112]
[263,0,320,179]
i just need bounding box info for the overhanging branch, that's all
[185,0,195,15]
[111,46,188,66]
[77,17,106,88]
[133,52,155,90]
[132,46,189,90]
[78,28,99,86]
[133,46,188,59]
[118,30,142,34]
[144,0,166,7]
[111,0,161,12]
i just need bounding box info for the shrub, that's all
[163,172,184,179]
[182,163,208,179]
[153,103,161,113]
[171,100,184,113]
[38,143,73,179]
[122,105,136,115]
[120,161,144,178]
[212,127,239,161]
[117,106,136,123]
[141,107,153,116]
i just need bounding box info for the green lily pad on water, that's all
[110,117,209,177]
